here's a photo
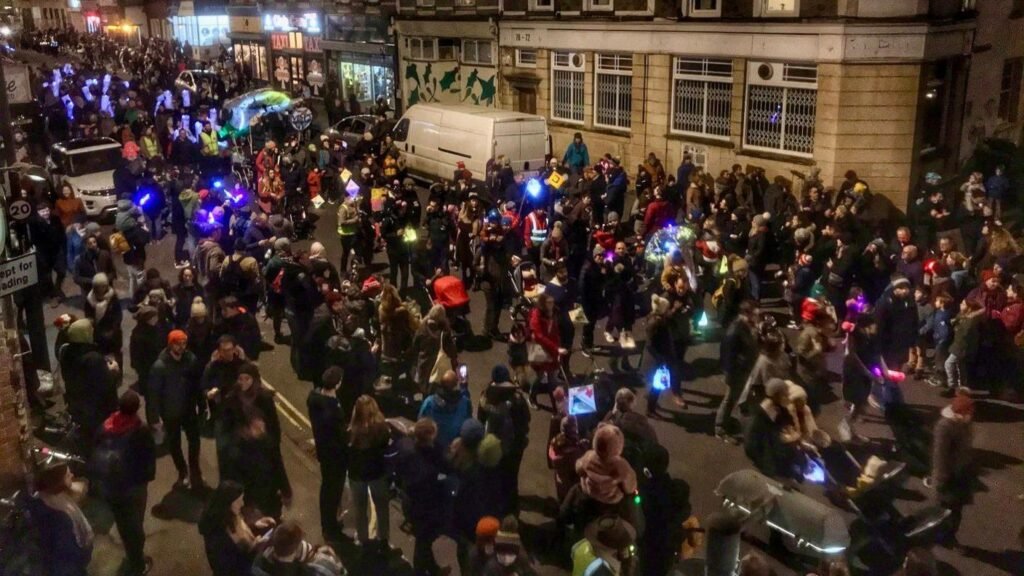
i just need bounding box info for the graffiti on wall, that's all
[404,60,497,108]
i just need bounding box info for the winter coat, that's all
[562,142,590,169]
[307,390,348,464]
[129,322,166,389]
[251,536,344,576]
[720,318,758,385]
[528,308,561,372]
[148,348,201,423]
[61,341,117,439]
[84,291,123,357]
[744,400,799,479]
[418,388,473,449]
[26,494,93,576]
[931,406,973,503]
[199,520,255,576]
[874,290,919,352]
[95,412,157,492]
[575,426,637,505]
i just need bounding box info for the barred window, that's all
[744,63,817,156]
[595,54,632,130]
[551,51,584,123]
[672,58,732,138]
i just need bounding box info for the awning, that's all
[320,39,394,56]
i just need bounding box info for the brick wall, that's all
[0,329,30,493]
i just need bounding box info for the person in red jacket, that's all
[642,186,676,240]
[307,167,322,200]
[528,293,564,408]
[998,280,1023,337]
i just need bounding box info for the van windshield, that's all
[67,148,122,176]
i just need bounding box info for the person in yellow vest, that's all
[382,150,400,182]
[139,125,162,161]
[199,122,220,176]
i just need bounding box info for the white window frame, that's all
[670,57,733,139]
[551,51,585,124]
[688,0,721,17]
[530,0,554,10]
[416,0,436,7]
[455,0,476,6]
[408,37,438,61]
[760,0,799,17]
[587,0,615,11]
[462,40,494,66]
[594,53,633,131]
[743,62,817,158]
[516,49,537,68]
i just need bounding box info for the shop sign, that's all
[271,33,290,51]
[0,252,38,298]
[263,13,321,34]
[303,35,321,53]
[3,64,32,105]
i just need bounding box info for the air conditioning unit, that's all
[747,61,818,88]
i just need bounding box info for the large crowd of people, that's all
[7,27,1024,576]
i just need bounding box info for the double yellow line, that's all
[261,378,312,431]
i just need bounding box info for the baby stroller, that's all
[284,191,317,240]
[431,275,473,350]
[508,259,542,324]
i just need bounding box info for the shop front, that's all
[263,12,324,97]
[322,13,396,113]
[232,35,269,83]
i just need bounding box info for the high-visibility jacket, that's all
[523,211,548,247]
[383,155,399,179]
[200,131,219,157]
[140,135,160,158]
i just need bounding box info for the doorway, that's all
[514,85,537,115]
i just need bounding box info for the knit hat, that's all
[237,363,261,382]
[495,516,522,549]
[951,392,975,416]
[85,222,101,236]
[476,516,501,538]
[67,319,94,344]
[981,269,997,283]
[765,378,789,399]
[606,211,620,223]
[92,273,110,288]
[585,515,636,555]
[190,297,207,318]
[134,305,158,323]
[168,329,188,345]
[459,418,485,449]
[890,276,911,290]
[593,244,606,259]
[477,434,503,468]
[273,237,291,252]
[491,365,512,385]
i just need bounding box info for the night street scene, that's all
[1,0,1024,575]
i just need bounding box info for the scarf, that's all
[86,289,112,323]
[39,491,94,549]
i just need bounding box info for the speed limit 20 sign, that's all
[8,199,32,221]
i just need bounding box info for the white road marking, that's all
[261,378,312,430]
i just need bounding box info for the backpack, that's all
[219,256,245,295]
[109,232,130,255]
[485,400,518,456]
[87,432,131,498]
[711,277,736,312]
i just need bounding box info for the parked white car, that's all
[47,138,123,219]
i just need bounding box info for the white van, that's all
[392,103,548,182]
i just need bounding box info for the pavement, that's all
[32,186,1024,576]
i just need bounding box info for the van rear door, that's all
[404,107,442,176]
[493,120,522,173]
[518,119,547,174]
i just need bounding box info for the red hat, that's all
[168,329,188,345]
[981,269,997,283]
[798,253,813,267]
[456,161,466,170]
[198,189,210,201]
[475,516,500,538]
[324,290,344,304]
[951,392,975,416]
[361,275,382,296]
[801,298,822,322]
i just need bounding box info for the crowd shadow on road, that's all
[150,484,210,524]
[973,399,1024,424]
[956,544,1024,575]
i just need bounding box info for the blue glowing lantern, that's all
[138,193,151,207]
[526,178,543,199]
[697,310,710,328]
[213,179,223,189]
[652,365,671,391]
[804,458,826,484]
